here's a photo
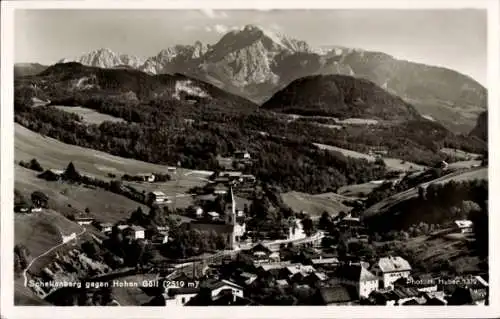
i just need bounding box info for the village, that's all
[15,148,489,306]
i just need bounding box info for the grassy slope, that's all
[281,191,353,218]
[14,209,82,258]
[15,123,210,180]
[376,232,483,276]
[363,167,488,219]
[15,166,147,223]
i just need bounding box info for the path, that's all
[23,218,87,287]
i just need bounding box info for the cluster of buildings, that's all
[158,240,489,306]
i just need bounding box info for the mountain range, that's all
[16,24,487,133]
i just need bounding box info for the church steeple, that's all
[225,187,236,225]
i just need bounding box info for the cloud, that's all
[200,9,229,19]
[204,26,213,32]
[214,24,228,34]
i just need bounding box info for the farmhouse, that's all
[234,150,251,160]
[75,216,95,225]
[371,256,412,289]
[454,220,474,234]
[138,173,156,182]
[200,279,244,300]
[96,222,113,233]
[126,225,145,240]
[38,169,64,181]
[164,287,200,306]
[148,191,169,204]
[219,171,243,180]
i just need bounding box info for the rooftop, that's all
[152,191,166,196]
[455,220,473,228]
[319,285,359,305]
[377,256,412,273]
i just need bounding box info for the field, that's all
[337,182,381,198]
[440,148,482,161]
[53,105,126,125]
[313,143,426,172]
[15,166,148,223]
[281,191,353,218]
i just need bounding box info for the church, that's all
[189,187,246,250]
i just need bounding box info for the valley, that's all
[11,16,489,307]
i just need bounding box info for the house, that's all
[38,169,64,181]
[167,166,177,172]
[284,264,316,278]
[164,287,200,306]
[125,225,145,240]
[454,220,474,234]
[236,272,258,286]
[75,216,95,226]
[332,264,379,298]
[304,272,329,287]
[219,171,243,180]
[317,285,359,305]
[368,287,420,306]
[311,257,339,268]
[200,279,244,301]
[207,211,220,220]
[234,150,251,160]
[138,173,155,182]
[240,174,256,184]
[97,222,113,233]
[14,204,32,213]
[371,256,412,289]
[148,191,169,204]
[449,287,488,305]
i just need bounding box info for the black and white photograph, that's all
[1,0,498,318]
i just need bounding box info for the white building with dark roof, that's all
[371,256,412,289]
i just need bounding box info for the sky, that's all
[15,9,487,85]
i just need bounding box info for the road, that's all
[23,221,86,287]
[363,166,487,219]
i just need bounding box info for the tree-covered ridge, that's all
[14,63,486,193]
